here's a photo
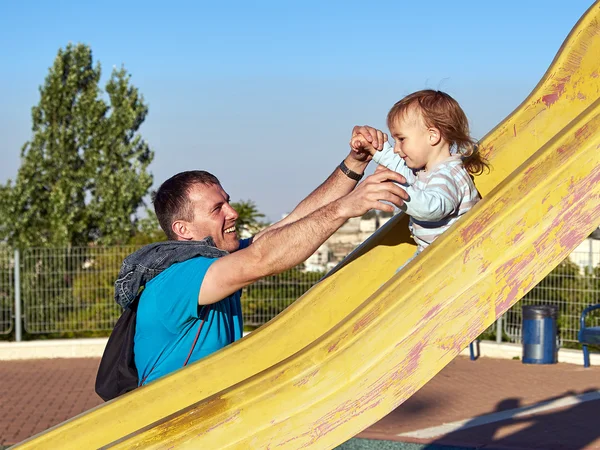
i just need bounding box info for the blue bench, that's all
[578,303,600,368]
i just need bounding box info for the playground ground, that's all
[1,355,599,449]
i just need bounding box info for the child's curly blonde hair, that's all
[387,90,489,175]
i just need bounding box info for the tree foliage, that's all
[230,199,268,236]
[127,209,167,245]
[0,43,153,248]
[494,258,600,348]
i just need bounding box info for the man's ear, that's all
[429,127,442,146]
[171,220,192,240]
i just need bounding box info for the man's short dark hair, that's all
[153,171,221,240]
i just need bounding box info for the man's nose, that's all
[227,204,239,220]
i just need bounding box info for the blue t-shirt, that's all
[134,238,250,385]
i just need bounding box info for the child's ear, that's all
[428,127,442,146]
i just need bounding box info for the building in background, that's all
[303,212,394,273]
[570,227,600,272]
[302,221,600,274]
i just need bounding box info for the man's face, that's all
[180,183,240,252]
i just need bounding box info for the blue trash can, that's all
[522,305,558,364]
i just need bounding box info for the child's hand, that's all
[349,125,388,163]
[350,134,377,156]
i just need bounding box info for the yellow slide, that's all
[16,2,600,449]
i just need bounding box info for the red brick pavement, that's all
[0,358,102,446]
[1,356,599,448]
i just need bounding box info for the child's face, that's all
[389,109,435,170]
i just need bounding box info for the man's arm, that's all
[254,126,388,239]
[198,169,408,305]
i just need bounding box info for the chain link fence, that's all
[2,242,599,342]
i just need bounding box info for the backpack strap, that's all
[183,305,211,366]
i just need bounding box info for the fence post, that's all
[496,315,503,343]
[14,249,22,342]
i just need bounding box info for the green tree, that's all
[502,258,587,346]
[0,43,153,248]
[231,199,268,235]
[128,209,167,245]
[0,244,14,338]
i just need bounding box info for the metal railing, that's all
[1,243,599,343]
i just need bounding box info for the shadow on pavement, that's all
[424,389,600,450]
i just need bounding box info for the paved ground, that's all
[0,358,102,446]
[1,356,599,449]
[355,357,600,449]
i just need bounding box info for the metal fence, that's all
[20,247,134,334]
[2,244,600,343]
[242,269,324,328]
[0,247,14,334]
[502,246,600,345]
[8,245,325,336]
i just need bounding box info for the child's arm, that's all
[401,178,461,222]
[372,142,416,183]
[351,138,416,185]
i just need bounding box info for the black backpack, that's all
[95,298,209,402]
[95,298,141,401]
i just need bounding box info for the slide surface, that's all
[15,2,600,449]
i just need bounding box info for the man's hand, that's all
[350,134,377,157]
[336,168,408,218]
[374,164,389,174]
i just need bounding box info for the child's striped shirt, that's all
[373,142,480,251]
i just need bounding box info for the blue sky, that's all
[0,0,595,222]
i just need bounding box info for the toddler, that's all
[351,90,487,262]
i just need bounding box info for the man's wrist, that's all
[338,160,363,181]
[344,155,369,171]
[340,157,369,181]
[329,197,349,222]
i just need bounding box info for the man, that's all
[131,127,407,385]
